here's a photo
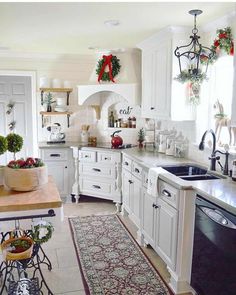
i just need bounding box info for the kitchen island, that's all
[0,176,63,231]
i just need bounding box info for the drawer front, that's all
[132,162,143,180]
[79,163,115,178]
[158,180,179,209]
[142,170,149,188]
[122,156,132,172]
[41,148,68,161]
[79,150,96,162]
[97,152,121,163]
[80,178,112,194]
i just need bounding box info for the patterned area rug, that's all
[69,214,173,295]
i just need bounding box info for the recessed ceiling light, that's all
[104,20,120,27]
[88,46,100,50]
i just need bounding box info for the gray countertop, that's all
[122,148,236,215]
[38,143,236,214]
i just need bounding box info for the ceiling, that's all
[0,2,234,55]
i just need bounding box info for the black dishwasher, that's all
[191,195,236,295]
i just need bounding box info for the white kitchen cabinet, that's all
[121,156,142,227]
[156,198,178,270]
[137,26,196,121]
[78,148,122,208]
[141,175,179,270]
[142,190,156,247]
[40,147,74,199]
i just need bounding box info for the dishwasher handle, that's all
[199,205,236,229]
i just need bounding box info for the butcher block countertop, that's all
[0,176,62,213]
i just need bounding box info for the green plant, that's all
[0,135,7,157]
[32,222,54,244]
[43,92,55,105]
[6,133,24,160]
[138,128,145,142]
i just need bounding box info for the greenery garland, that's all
[32,222,54,244]
[174,70,208,84]
[96,55,121,82]
[201,27,234,65]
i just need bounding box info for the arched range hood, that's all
[77,49,141,110]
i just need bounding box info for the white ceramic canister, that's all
[52,78,62,88]
[81,131,89,143]
[158,130,170,153]
[39,76,50,88]
[166,136,175,156]
[63,80,72,88]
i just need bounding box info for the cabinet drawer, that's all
[132,162,143,180]
[142,170,149,188]
[41,149,68,161]
[97,152,121,163]
[79,163,115,178]
[122,156,132,172]
[79,150,96,162]
[80,178,112,194]
[158,180,179,209]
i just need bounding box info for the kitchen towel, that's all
[147,167,167,197]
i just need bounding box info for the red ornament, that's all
[214,40,220,47]
[230,43,234,56]
[97,54,115,83]
[219,33,227,39]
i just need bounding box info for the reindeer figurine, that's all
[213,99,236,146]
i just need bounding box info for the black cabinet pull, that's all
[150,107,155,110]
[65,166,67,169]
[124,161,129,166]
[162,189,171,197]
[128,180,133,184]
[135,168,140,173]
[50,153,61,157]
[93,185,101,189]
[152,203,159,209]
[84,155,89,158]
[92,168,101,172]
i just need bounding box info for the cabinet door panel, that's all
[156,198,178,269]
[122,169,132,212]
[46,162,68,195]
[142,190,155,247]
[131,177,142,227]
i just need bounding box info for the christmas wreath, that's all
[201,27,234,65]
[32,221,54,244]
[96,54,121,83]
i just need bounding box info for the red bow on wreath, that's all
[98,54,115,83]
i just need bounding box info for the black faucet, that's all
[199,129,229,174]
[214,149,229,175]
[199,129,218,171]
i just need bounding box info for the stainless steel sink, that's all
[162,164,221,181]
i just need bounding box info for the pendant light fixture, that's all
[174,9,215,78]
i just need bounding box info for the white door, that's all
[0,75,35,164]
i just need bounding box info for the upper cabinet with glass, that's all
[137,26,196,121]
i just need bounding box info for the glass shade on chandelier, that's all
[174,9,215,78]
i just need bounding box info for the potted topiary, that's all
[0,135,8,185]
[6,133,24,160]
[43,92,55,112]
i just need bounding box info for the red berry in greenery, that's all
[16,159,26,168]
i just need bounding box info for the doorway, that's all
[0,72,37,164]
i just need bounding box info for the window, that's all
[209,55,234,146]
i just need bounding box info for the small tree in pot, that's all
[0,135,8,161]
[6,133,24,160]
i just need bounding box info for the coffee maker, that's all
[47,123,66,144]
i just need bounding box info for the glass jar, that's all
[174,141,187,158]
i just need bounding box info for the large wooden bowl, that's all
[4,166,48,191]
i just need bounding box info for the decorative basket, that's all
[4,166,48,191]
[1,236,34,261]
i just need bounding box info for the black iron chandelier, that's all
[174,9,215,77]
